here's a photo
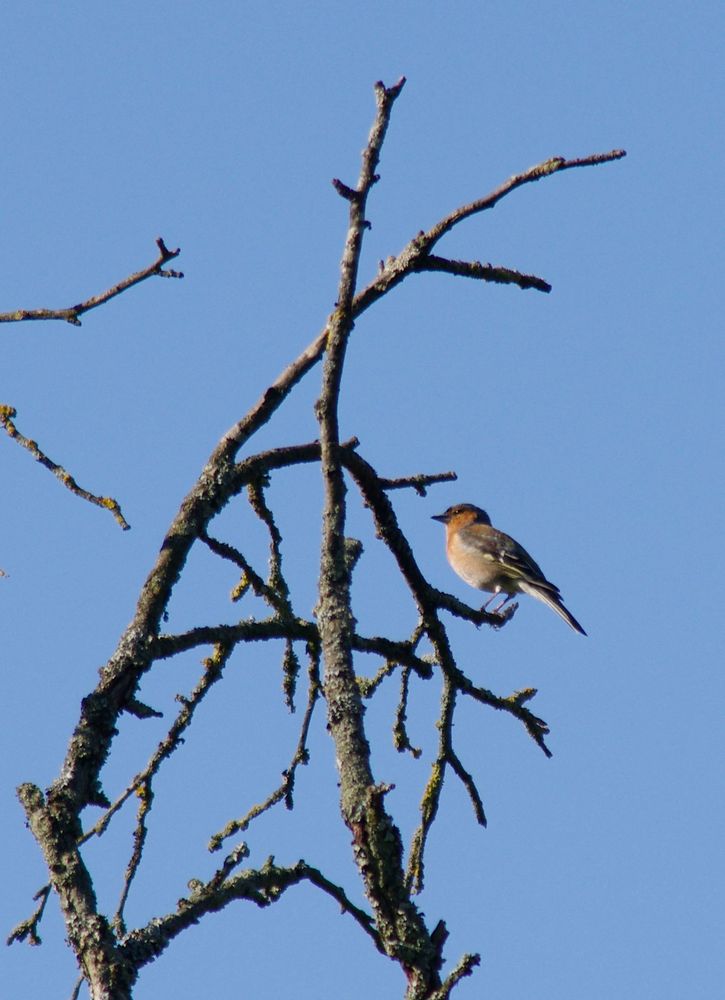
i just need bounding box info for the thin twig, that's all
[415,255,552,292]
[155,620,434,681]
[6,884,51,946]
[247,480,301,707]
[430,953,482,1000]
[112,778,153,938]
[199,531,275,606]
[69,975,85,1000]
[208,647,321,852]
[454,673,552,758]
[81,643,234,845]
[152,619,317,659]
[357,657,401,698]
[378,468,457,495]
[421,150,627,249]
[0,405,130,530]
[447,750,487,826]
[407,668,487,895]
[351,149,627,319]
[302,863,383,952]
[119,858,382,970]
[0,237,182,327]
[354,633,433,682]
[393,666,422,759]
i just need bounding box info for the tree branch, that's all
[378,468,457,495]
[430,952,481,1000]
[6,885,51,947]
[393,666,423,759]
[191,150,624,474]
[421,149,626,249]
[119,858,382,970]
[80,641,232,848]
[414,255,551,293]
[12,77,624,998]
[0,405,130,530]
[17,783,136,998]
[351,149,626,319]
[208,647,321,852]
[0,237,182,327]
[314,78,445,996]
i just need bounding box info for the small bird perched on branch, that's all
[432,503,586,635]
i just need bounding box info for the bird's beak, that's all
[431,512,447,523]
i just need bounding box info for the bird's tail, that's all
[518,581,587,636]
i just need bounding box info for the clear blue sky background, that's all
[2,2,722,998]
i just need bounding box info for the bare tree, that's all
[6,79,624,999]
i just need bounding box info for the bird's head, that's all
[431,504,492,527]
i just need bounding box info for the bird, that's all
[432,503,586,635]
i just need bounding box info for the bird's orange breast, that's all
[446,529,504,592]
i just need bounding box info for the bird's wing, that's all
[494,531,562,595]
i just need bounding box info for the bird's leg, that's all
[490,594,514,613]
[482,587,512,613]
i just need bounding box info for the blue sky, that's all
[2,2,723,998]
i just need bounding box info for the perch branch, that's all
[341,446,553,890]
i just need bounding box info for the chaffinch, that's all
[432,503,586,635]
